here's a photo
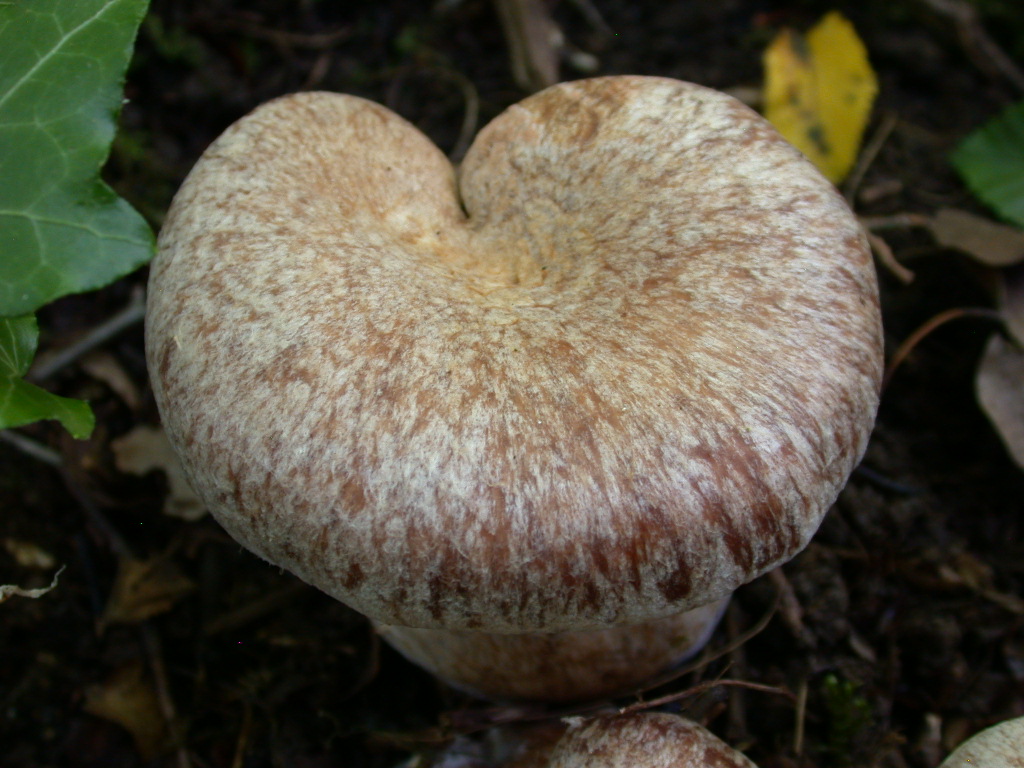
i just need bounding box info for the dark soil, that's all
[3,2,1024,767]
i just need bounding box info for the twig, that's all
[0,430,62,466]
[794,677,808,756]
[202,581,308,636]
[59,466,135,561]
[860,213,932,231]
[919,0,1024,95]
[853,464,924,496]
[566,0,613,39]
[386,66,479,162]
[866,230,915,284]
[448,70,480,162]
[634,586,782,695]
[194,14,353,51]
[858,211,931,286]
[29,288,146,382]
[495,0,562,92]
[301,50,333,91]
[767,569,811,646]
[346,622,382,700]
[619,677,794,715]
[884,306,1004,388]
[141,624,191,768]
[230,703,253,768]
[725,602,748,741]
[844,112,898,206]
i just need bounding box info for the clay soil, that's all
[2,1,1024,767]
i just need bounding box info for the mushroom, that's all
[488,711,759,768]
[938,716,1024,767]
[146,76,882,702]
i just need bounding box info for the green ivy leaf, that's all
[952,99,1024,229]
[0,316,94,439]
[0,0,154,318]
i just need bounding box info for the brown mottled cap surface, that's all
[510,712,758,768]
[146,76,882,633]
[939,717,1024,768]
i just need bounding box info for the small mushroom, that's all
[146,76,882,701]
[472,712,759,768]
[939,716,1024,767]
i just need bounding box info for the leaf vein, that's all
[0,1,117,111]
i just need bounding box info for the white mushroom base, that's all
[375,597,729,702]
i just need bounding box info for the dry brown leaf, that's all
[0,565,64,604]
[997,263,1024,346]
[81,350,142,410]
[976,334,1024,471]
[111,424,206,520]
[100,555,194,629]
[930,208,1024,267]
[83,661,167,761]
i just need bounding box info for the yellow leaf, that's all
[763,12,878,183]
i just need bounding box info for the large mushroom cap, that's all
[147,76,882,634]
[939,716,1024,767]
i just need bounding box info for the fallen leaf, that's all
[976,333,1024,471]
[763,12,878,183]
[111,425,206,520]
[81,351,142,411]
[0,565,64,604]
[930,208,1024,267]
[100,555,194,629]
[83,661,166,761]
[952,98,1024,229]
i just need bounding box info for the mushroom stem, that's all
[376,597,729,702]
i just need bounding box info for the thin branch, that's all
[860,213,932,231]
[884,306,1004,389]
[194,14,353,51]
[60,465,135,561]
[140,625,191,768]
[919,0,1024,94]
[844,112,898,206]
[866,230,915,285]
[619,678,795,715]
[0,430,62,466]
[29,288,146,382]
[385,65,480,163]
[633,586,781,695]
[794,676,808,756]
